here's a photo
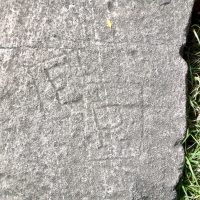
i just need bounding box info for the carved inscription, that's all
[42,49,103,105]
[40,50,143,160]
[84,82,143,160]
[93,106,122,130]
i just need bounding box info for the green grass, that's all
[176,24,200,199]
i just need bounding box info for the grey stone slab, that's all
[0,0,193,199]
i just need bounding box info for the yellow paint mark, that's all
[107,18,112,28]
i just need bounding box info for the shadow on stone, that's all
[176,0,200,198]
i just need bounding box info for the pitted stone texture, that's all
[0,0,192,199]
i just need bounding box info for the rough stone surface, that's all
[0,0,193,199]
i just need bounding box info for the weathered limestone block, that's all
[0,0,193,199]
